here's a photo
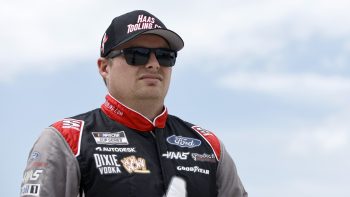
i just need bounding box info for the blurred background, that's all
[1,0,349,196]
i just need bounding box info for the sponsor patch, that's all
[191,125,221,161]
[166,135,201,148]
[191,153,216,163]
[92,131,129,145]
[191,126,213,136]
[23,169,44,183]
[162,151,189,160]
[29,151,40,161]
[20,184,40,196]
[62,119,83,131]
[95,146,136,153]
[176,166,210,175]
[121,155,150,174]
[94,154,122,175]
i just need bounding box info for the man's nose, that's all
[145,52,160,70]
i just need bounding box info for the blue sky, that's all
[1,0,350,196]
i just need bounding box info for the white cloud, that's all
[0,0,100,82]
[218,72,350,104]
[2,0,350,82]
[288,129,349,156]
[180,0,350,60]
[286,108,350,156]
[251,177,350,197]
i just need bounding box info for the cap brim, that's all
[142,29,184,51]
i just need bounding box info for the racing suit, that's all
[20,94,247,197]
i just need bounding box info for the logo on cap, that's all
[127,14,162,34]
[101,33,109,54]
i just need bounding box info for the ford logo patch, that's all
[166,135,201,148]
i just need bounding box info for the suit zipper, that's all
[151,130,169,194]
[150,130,156,138]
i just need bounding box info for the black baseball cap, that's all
[100,10,184,57]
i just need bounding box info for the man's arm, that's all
[20,128,81,197]
[216,142,248,197]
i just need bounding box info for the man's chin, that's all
[136,89,164,100]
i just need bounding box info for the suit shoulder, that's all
[50,109,99,156]
[167,115,222,160]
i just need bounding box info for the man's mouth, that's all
[139,74,163,81]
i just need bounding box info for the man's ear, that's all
[97,57,110,79]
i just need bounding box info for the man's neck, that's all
[131,100,164,120]
[120,98,165,121]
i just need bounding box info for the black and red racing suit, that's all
[20,94,247,197]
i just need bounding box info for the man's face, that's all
[100,34,173,104]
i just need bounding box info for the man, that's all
[20,10,247,197]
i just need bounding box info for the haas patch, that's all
[191,126,221,161]
[51,119,84,156]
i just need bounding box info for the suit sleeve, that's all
[216,142,248,197]
[20,127,81,197]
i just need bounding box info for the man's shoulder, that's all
[70,108,101,121]
[51,108,100,126]
[167,115,219,136]
[167,115,222,160]
[49,108,100,156]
